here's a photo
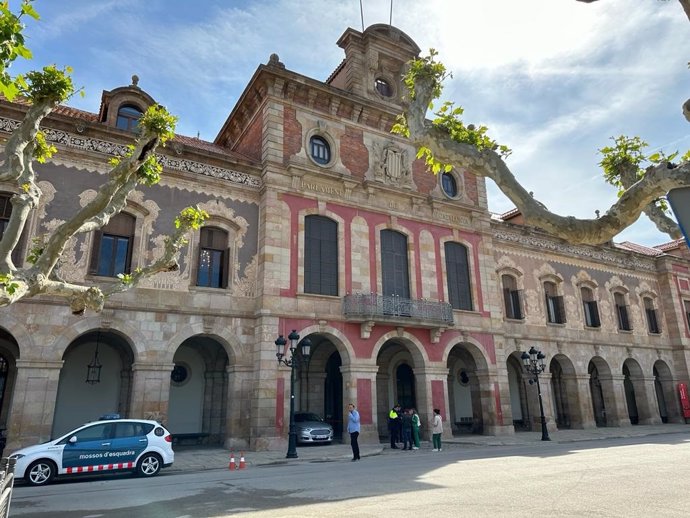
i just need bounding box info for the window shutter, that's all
[220,247,230,289]
[555,295,566,323]
[590,301,601,327]
[124,236,133,274]
[503,288,512,318]
[88,230,103,274]
[512,290,523,320]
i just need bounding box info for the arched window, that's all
[197,226,229,288]
[501,274,522,320]
[581,286,600,328]
[116,105,143,132]
[374,78,393,97]
[89,212,135,277]
[644,297,660,334]
[544,280,565,324]
[445,242,472,311]
[304,215,338,296]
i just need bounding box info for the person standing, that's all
[411,408,421,450]
[388,405,400,449]
[401,408,413,450]
[431,408,443,452]
[347,403,360,461]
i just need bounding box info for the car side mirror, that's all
[69,436,77,444]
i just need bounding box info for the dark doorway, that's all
[623,365,639,425]
[589,362,606,427]
[396,363,416,410]
[324,352,343,441]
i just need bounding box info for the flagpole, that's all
[389,0,393,26]
[360,0,365,31]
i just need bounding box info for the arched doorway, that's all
[507,354,529,431]
[549,355,580,429]
[376,339,419,439]
[448,343,486,435]
[324,352,343,440]
[588,357,613,428]
[0,328,19,439]
[168,335,229,445]
[653,360,676,423]
[53,330,134,437]
[623,363,639,425]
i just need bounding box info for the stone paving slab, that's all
[169,423,690,472]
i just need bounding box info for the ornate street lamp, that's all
[521,346,550,441]
[275,330,312,459]
[86,331,103,384]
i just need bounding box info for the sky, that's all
[9,0,690,247]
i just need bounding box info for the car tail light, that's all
[164,434,172,443]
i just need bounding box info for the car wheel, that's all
[26,459,56,486]
[137,453,162,478]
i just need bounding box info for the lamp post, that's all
[275,330,312,459]
[521,346,550,441]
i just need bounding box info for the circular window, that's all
[171,363,189,385]
[441,172,458,198]
[309,135,331,165]
[374,78,393,97]
[458,370,470,386]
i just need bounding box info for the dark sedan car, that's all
[294,413,334,444]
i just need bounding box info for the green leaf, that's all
[21,2,40,20]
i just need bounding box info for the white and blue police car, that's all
[9,415,175,486]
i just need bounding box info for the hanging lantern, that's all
[86,331,102,384]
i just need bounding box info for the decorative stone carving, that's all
[232,254,258,298]
[493,229,656,272]
[372,141,412,188]
[0,116,261,189]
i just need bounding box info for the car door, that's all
[108,422,150,468]
[60,423,114,474]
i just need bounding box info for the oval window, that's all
[310,135,331,165]
[374,78,393,97]
[441,172,458,198]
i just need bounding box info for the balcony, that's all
[343,293,454,341]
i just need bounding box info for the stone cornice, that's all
[0,116,261,189]
[493,227,656,272]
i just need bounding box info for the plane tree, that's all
[397,1,690,246]
[0,1,207,314]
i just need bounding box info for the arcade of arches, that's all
[0,322,684,450]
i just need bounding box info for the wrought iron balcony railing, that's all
[343,293,454,326]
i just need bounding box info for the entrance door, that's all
[396,364,416,410]
[324,353,343,440]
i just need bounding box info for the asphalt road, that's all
[10,434,690,517]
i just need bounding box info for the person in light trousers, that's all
[431,408,443,451]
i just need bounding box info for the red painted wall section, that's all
[234,113,263,161]
[431,380,446,420]
[340,128,369,179]
[276,377,285,434]
[357,379,373,425]
[493,382,503,425]
[279,193,318,297]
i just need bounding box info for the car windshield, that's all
[295,413,323,422]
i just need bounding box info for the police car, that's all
[9,415,175,486]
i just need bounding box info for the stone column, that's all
[129,362,174,425]
[638,376,662,425]
[203,370,227,443]
[340,364,379,444]
[225,364,253,450]
[608,374,632,427]
[6,360,63,450]
[415,366,451,440]
[574,374,597,429]
[475,369,515,437]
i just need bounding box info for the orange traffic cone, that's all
[229,451,236,471]
[239,452,246,470]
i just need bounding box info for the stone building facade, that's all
[1,24,689,452]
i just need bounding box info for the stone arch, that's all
[440,334,490,369]
[0,316,32,354]
[0,327,20,435]
[622,357,653,425]
[166,322,244,366]
[53,327,136,437]
[653,360,677,423]
[51,316,143,363]
[506,350,530,431]
[549,353,582,429]
[168,334,230,445]
[588,356,615,427]
[371,330,428,366]
[447,340,492,435]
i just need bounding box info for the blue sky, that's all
[10,0,690,246]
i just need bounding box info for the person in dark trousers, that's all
[388,404,400,448]
[347,403,360,461]
[401,408,413,450]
